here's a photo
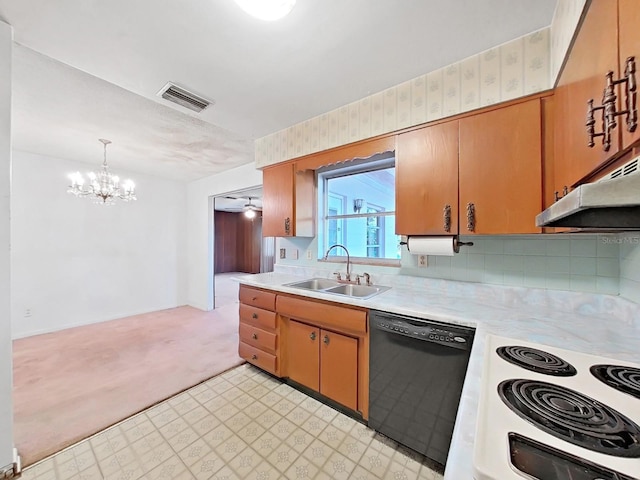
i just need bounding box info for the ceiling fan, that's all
[222,196,262,218]
[242,197,260,219]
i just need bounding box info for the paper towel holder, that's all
[400,236,474,254]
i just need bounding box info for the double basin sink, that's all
[284,278,390,300]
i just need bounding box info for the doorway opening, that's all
[212,187,275,309]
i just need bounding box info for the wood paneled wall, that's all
[214,211,262,274]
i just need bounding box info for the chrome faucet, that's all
[324,244,351,281]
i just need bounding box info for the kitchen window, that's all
[317,154,400,265]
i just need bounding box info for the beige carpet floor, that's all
[12,302,244,467]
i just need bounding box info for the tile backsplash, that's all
[255,28,551,168]
[276,234,625,298]
[401,235,619,295]
[620,233,640,304]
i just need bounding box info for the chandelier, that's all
[67,139,136,205]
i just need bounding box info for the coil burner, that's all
[498,379,640,457]
[496,345,577,376]
[591,364,640,400]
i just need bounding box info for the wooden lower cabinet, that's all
[319,330,358,411]
[238,286,368,418]
[287,320,320,390]
[238,342,277,373]
[238,285,280,376]
[287,319,358,412]
[278,295,368,418]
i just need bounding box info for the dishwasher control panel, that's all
[371,311,474,351]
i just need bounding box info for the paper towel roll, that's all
[406,236,456,256]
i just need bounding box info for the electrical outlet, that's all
[291,249,299,260]
[279,248,286,259]
[306,249,312,260]
[418,255,428,267]
[24,308,32,318]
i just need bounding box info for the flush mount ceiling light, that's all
[233,0,296,21]
[67,139,136,205]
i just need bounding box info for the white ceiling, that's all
[0,0,557,182]
[214,187,263,212]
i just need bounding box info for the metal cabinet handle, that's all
[284,217,291,235]
[587,57,637,151]
[604,57,637,136]
[252,313,258,319]
[323,335,330,345]
[443,204,451,232]
[466,203,475,232]
[309,332,316,341]
[251,333,258,340]
[555,186,570,202]
[251,354,258,360]
[586,98,609,150]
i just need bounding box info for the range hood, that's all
[536,157,640,230]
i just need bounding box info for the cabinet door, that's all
[619,0,640,150]
[287,320,320,391]
[262,163,294,237]
[320,330,358,411]
[554,0,619,191]
[459,99,542,234]
[396,121,459,235]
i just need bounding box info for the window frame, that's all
[317,154,400,267]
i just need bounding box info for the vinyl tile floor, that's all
[21,364,445,480]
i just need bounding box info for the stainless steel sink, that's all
[324,284,390,299]
[285,278,341,290]
[284,277,390,300]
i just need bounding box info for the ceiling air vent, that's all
[157,82,212,113]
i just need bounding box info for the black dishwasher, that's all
[368,310,475,469]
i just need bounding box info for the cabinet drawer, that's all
[277,295,367,335]
[239,342,278,375]
[239,286,276,311]
[239,304,277,330]
[239,322,277,353]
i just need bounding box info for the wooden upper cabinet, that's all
[553,0,620,191]
[459,98,543,234]
[396,121,459,235]
[619,0,640,150]
[262,163,293,237]
[262,163,315,237]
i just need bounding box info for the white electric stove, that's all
[473,335,640,480]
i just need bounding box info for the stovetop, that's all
[473,335,640,480]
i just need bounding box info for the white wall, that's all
[186,162,261,311]
[255,28,551,168]
[10,151,188,338]
[0,19,13,470]
[549,0,588,83]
